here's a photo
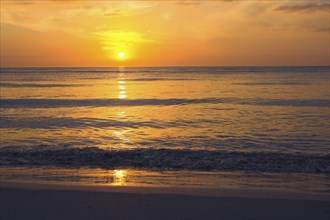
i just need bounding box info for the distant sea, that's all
[1,67,329,192]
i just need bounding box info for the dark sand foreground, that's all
[1,182,329,220]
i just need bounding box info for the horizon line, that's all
[1,65,329,69]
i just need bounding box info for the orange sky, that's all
[1,0,329,67]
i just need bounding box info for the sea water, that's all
[0,66,329,192]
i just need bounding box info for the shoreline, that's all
[1,181,329,201]
[1,181,329,220]
[1,166,329,196]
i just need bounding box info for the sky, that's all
[0,0,329,67]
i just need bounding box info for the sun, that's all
[118,52,125,58]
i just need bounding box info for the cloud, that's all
[176,1,200,6]
[313,27,330,32]
[274,3,329,13]
[104,12,123,17]
[175,0,240,6]
[6,1,35,5]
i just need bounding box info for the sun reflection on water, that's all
[118,80,126,99]
[112,110,132,148]
[113,169,127,186]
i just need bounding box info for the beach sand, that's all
[1,182,329,220]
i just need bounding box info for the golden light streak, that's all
[113,169,127,186]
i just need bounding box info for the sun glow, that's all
[118,52,125,58]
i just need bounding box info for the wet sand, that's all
[1,182,329,220]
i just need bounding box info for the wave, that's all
[1,66,328,74]
[0,147,329,173]
[0,117,167,129]
[233,82,310,86]
[0,79,194,87]
[1,98,328,108]
[0,83,85,88]
[125,77,195,81]
[0,81,312,88]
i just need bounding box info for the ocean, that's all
[0,66,329,192]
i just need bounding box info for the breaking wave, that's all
[1,147,329,173]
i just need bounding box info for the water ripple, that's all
[1,98,328,108]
